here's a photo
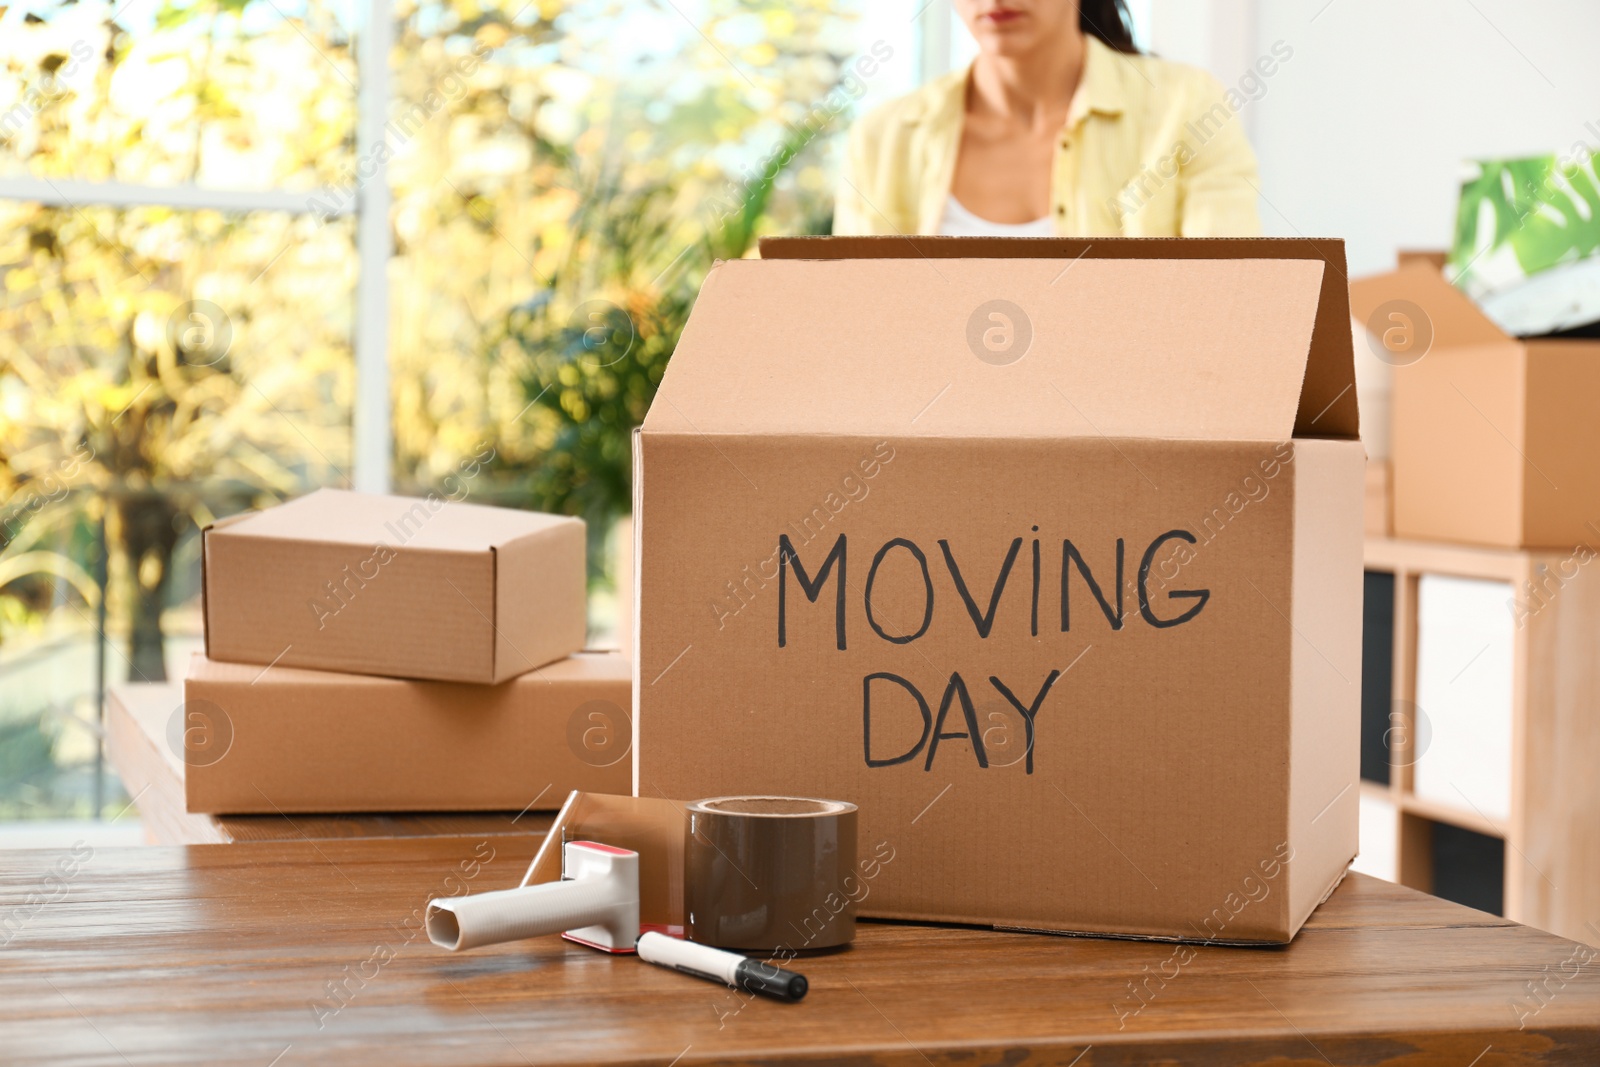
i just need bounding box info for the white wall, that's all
[1154,0,1600,277]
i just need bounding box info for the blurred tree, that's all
[498,120,831,570]
[0,205,355,679]
[2,0,866,686]
[387,0,859,577]
[1,0,357,680]
[0,714,59,817]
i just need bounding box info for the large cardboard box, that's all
[1365,459,1392,538]
[634,236,1366,944]
[1349,263,1600,549]
[203,488,586,683]
[182,651,631,813]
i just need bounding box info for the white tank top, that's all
[937,196,1055,237]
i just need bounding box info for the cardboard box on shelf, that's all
[1366,459,1392,538]
[1349,263,1600,550]
[182,651,632,814]
[634,236,1365,944]
[203,488,586,683]
[1397,250,1448,272]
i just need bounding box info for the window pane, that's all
[387,0,887,591]
[0,201,354,817]
[0,492,132,821]
[385,0,895,647]
[0,0,357,191]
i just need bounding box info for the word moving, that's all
[777,529,1211,773]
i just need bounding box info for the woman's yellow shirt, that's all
[835,35,1263,238]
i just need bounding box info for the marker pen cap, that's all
[735,959,808,1002]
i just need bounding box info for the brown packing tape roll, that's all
[685,796,858,953]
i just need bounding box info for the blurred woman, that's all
[835,0,1262,237]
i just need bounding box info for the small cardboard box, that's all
[1349,263,1600,550]
[182,651,631,813]
[203,488,586,683]
[634,236,1365,944]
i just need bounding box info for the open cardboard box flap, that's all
[712,235,1360,442]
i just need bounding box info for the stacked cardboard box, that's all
[184,488,631,814]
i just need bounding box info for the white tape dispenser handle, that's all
[425,841,640,952]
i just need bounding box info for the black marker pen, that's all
[636,931,808,1002]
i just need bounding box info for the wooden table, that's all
[106,683,552,844]
[4,838,1598,1065]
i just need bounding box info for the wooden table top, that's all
[4,836,1597,1066]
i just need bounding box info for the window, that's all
[1,0,919,831]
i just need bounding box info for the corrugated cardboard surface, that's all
[202,489,586,683]
[759,235,1360,442]
[520,791,687,930]
[1365,459,1392,537]
[1286,438,1364,932]
[1350,263,1600,549]
[656,257,1326,443]
[183,651,631,813]
[636,241,1362,942]
[107,683,551,843]
[105,682,220,845]
[1522,339,1600,547]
